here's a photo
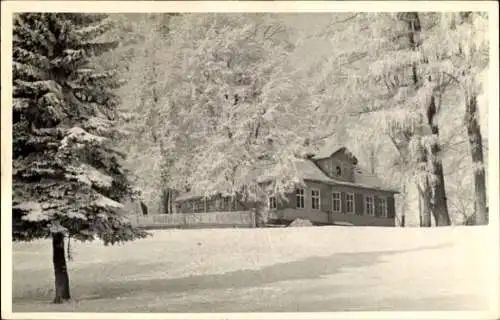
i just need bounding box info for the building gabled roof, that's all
[175,157,398,202]
[310,142,345,160]
[296,159,398,193]
[310,142,358,165]
[294,159,334,183]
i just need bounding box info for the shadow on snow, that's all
[77,243,453,301]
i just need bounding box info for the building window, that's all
[365,195,374,216]
[269,196,277,210]
[332,192,341,212]
[296,188,305,209]
[193,199,203,213]
[224,196,236,211]
[346,192,355,214]
[377,197,387,217]
[311,189,320,210]
[206,199,214,212]
[335,165,342,177]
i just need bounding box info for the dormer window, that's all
[335,165,342,177]
[328,163,342,178]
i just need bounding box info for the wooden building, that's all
[175,146,398,227]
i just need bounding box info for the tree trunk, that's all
[169,189,174,213]
[171,190,176,213]
[254,195,269,227]
[140,201,148,216]
[168,189,172,213]
[416,145,433,228]
[161,187,176,214]
[429,160,450,226]
[255,205,268,227]
[465,94,488,225]
[161,188,169,214]
[418,184,432,227]
[52,232,70,303]
[400,12,439,228]
[426,96,451,226]
[415,131,432,228]
[402,11,450,226]
[400,186,406,227]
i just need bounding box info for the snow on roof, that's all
[352,170,398,192]
[175,158,398,202]
[311,142,345,160]
[310,143,358,164]
[296,159,397,192]
[294,158,334,183]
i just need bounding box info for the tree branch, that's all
[310,14,359,39]
[441,71,463,89]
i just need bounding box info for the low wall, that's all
[127,211,256,229]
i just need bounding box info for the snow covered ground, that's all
[11,226,497,313]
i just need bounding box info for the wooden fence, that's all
[126,211,256,229]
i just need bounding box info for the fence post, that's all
[251,210,256,228]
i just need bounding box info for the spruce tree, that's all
[12,13,148,303]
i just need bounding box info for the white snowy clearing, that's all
[12,226,495,313]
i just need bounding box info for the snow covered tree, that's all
[116,13,180,214]
[12,13,148,303]
[275,12,488,227]
[425,12,489,225]
[121,13,321,225]
[343,12,490,226]
[321,12,455,226]
[302,13,427,226]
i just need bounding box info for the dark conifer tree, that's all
[12,13,148,303]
